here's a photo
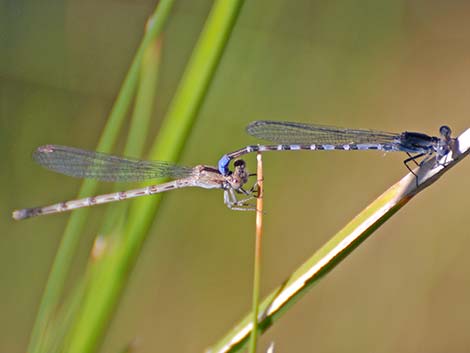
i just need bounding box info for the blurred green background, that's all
[2,1,470,352]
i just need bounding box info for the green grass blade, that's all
[42,278,86,353]
[100,36,162,234]
[64,1,246,353]
[208,129,470,353]
[62,27,162,353]
[27,2,175,353]
[125,37,162,158]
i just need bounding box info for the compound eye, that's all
[439,125,452,138]
[234,159,246,168]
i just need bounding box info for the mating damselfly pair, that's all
[13,121,456,220]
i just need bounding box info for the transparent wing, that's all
[246,120,401,145]
[32,145,193,182]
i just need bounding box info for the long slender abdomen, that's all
[12,179,195,220]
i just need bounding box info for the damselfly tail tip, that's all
[12,208,35,220]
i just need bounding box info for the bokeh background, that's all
[2,1,470,352]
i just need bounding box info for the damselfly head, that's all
[233,159,246,170]
[227,159,249,189]
[439,125,452,139]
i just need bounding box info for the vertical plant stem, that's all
[249,153,264,353]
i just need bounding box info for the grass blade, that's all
[63,2,246,353]
[27,2,175,353]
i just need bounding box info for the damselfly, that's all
[13,145,256,220]
[218,120,455,176]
